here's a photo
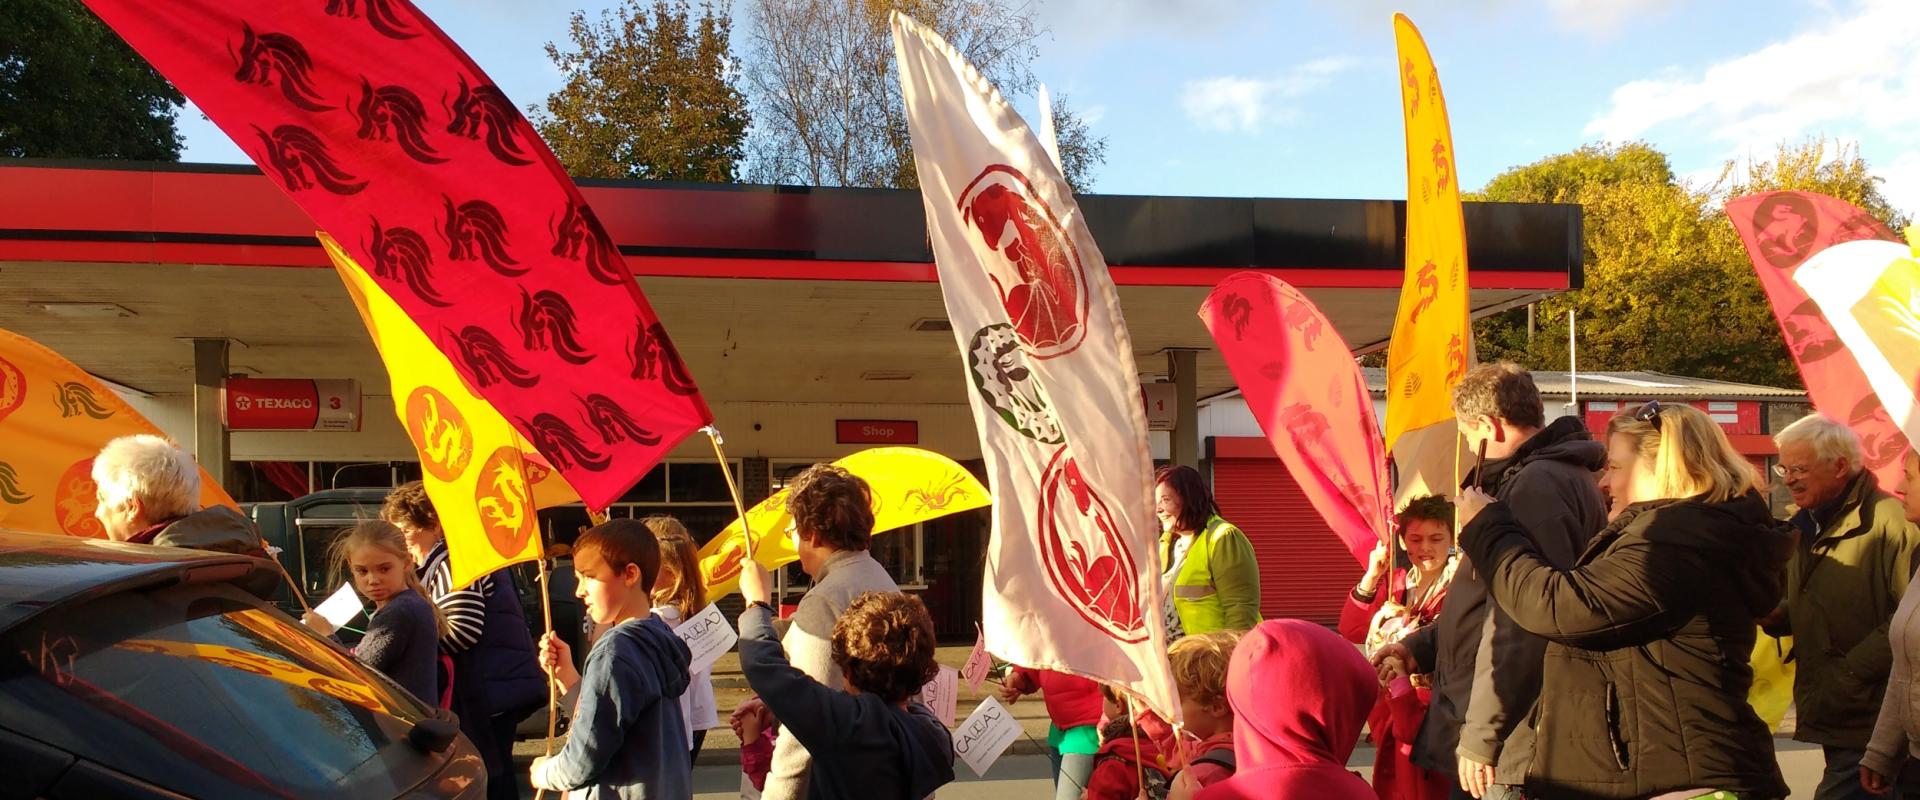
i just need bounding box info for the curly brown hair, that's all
[381,481,439,532]
[1451,362,1545,429]
[831,592,938,704]
[786,464,874,552]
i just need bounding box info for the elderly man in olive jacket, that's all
[1766,414,1920,800]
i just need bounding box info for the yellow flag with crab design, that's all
[697,447,989,599]
[323,233,578,590]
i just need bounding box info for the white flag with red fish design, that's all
[890,12,1178,720]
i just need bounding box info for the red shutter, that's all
[1212,458,1361,625]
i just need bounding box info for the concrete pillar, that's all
[1167,349,1201,469]
[190,338,233,491]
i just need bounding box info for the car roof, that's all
[0,529,272,634]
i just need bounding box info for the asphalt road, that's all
[510,737,1833,798]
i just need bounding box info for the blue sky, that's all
[174,0,1920,215]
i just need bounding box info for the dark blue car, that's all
[0,530,486,799]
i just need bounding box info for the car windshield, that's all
[1,581,435,799]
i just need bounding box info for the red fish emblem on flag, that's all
[1036,447,1145,642]
[960,166,1088,359]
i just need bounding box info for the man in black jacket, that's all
[1374,363,1608,799]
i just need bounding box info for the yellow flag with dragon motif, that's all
[1387,14,1473,504]
[322,233,578,590]
[0,329,235,536]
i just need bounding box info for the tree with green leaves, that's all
[0,0,183,160]
[740,0,1109,192]
[1471,139,1910,389]
[534,0,749,182]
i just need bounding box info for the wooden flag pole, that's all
[269,554,315,615]
[704,426,757,561]
[535,518,558,800]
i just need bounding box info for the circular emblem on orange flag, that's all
[0,355,25,425]
[53,457,107,538]
[404,387,474,482]
[473,446,534,559]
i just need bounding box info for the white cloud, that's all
[1179,57,1356,133]
[1880,151,1920,219]
[1585,0,1920,215]
[1586,0,1920,144]
[1079,104,1108,127]
[1546,0,1671,36]
[1037,0,1243,53]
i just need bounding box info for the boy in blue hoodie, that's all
[532,519,692,799]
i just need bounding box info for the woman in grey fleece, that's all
[734,464,904,800]
[737,558,955,800]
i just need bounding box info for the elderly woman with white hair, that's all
[92,434,265,557]
[1761,414,1920,800]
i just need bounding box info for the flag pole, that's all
[535,539,556,800]
[704,426,757,561]
[269,554,315,615]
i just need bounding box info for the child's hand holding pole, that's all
[539,631,581,695]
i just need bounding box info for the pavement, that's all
[510,644,1836,797]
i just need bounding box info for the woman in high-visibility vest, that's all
[1154,465,1261,638]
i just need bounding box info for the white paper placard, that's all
[920,665,959,727]
[953,696,1020,777]
[961,627,991,693]
[314,583,364,630]
[740,771,761,800]
[674,603,738,676]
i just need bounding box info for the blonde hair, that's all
[92,434,199,519]
[644,515,706,614]
[1614,404,1760,503]
[332,520,448,638]
[1169,630,1239,710]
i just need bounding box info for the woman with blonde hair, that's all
[1453,402,1792,799]
[643,515,721,762]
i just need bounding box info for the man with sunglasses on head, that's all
[1373,362,1608,800]
[1766,413,1920,800]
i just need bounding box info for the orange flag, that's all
[0,328,235,537]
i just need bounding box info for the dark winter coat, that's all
[1771,470,1920,748]
[1460,491,1792,800]
[1402,416,1608,780]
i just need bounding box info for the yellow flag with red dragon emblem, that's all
[0,329,235,536]
[1386,14,1473,504]
[322,233,578,590]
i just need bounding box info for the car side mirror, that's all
[406,717,460,754]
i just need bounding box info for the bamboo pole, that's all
[535,531,557,800]
[704,426,756,561]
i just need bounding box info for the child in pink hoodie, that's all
[1181,619,1376,800]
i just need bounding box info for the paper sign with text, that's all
[315,584,364,630]
[674,603,738,676]
[954,696,1021,777]
[920,665,959,727]
[961,628,991,693]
